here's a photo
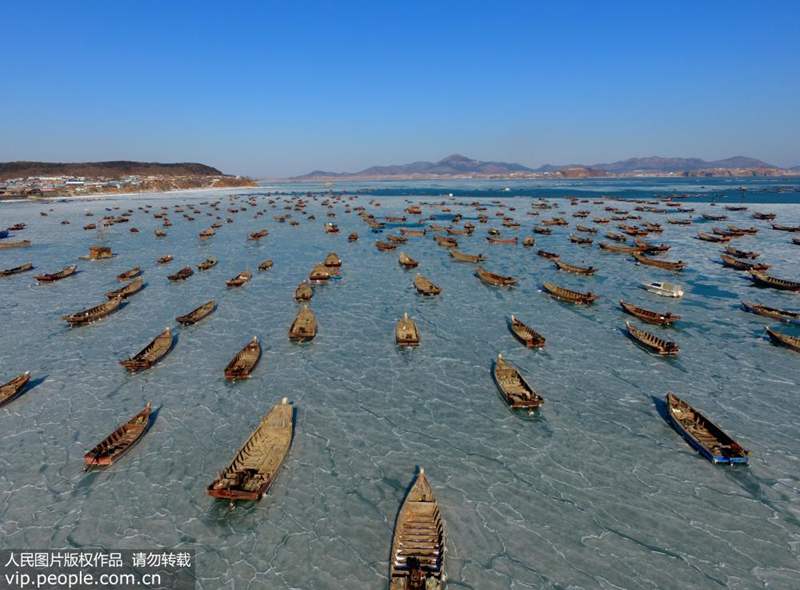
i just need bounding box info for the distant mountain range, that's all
[295,154,794,179]
[0,161,225,180]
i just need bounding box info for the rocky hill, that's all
[0,161,225,180]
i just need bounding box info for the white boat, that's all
[644,281,684,298]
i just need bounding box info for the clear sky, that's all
[1,1,798,177]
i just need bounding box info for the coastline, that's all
[0,184,262,204]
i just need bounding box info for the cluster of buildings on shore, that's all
[0,175,144,199]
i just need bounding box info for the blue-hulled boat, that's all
[665,393,749,465]
[0,230,9,239]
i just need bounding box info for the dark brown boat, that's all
[619,300,680,326]
[450,249,484,263]
[793,238,800,246]
[120,328,174,372]
[106,277,145,300]
[605,232,627,242]
[294,281,313,301]
[168,266,194,281]
[771,223,800,232]
[176,300,216,325]
[625,321,679,355]
[741,301,799,322]
[207,398,293,502]
[388,469,445,589]
[347,232,359,241]
[0,372,31,407]
[766,327,800,352]
[414,274,441,296]
[569,234,593,245]
[724,246,759,259]
[249,229,269,240]
[666,393,749,464]
[509,315,545,348]
[696,232,730,243]
[224,336,262,380]
[633,238,670,254]
[64,297,124,326]
[536,250,559,259]
[542,282,597,304]
[157,255,173,264]
[752,211,776,220]
[35,265,77,282]
[599,242,640,254]
[720,254,770,272]
[554,259,595,275]
[749,270,800,291]
[198,257,218,271]
[258,259,273,271]
[289,305,317,342]
[1,262,34,277]
[376,240,398,251]
[117,266,141,281]
[398,252,419,268]
[633,252,686,271]
[492,354,544,411]
[435,236,458,248]
[226,271,252,287]
[533,226,552,235]
[83,402,152,469]
[0,240,31,250]
[475,266,517,287]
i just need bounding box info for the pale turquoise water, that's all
[1,182,799,589]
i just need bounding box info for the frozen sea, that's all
[1,179,799,589]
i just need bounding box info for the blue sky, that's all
[1,1,798,176]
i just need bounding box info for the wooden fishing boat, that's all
[625,321,679,355]
[224,336,261,380]
[536,250,559,259]
[376,240,398,251]
[724,246,759,259]
[702,213,727,221]
[435,236,458,248]
[620,300,680,325]
[83,402,153,469]
[598,242,639,254]
[771,223,800,232]
[522,236,535,247]
[398,252,419,268]
[414,274,441,296]
[289,305,317,342]
[554,259,595,275]
[449,249,484,263]
[486,236,517,245]
[492,354,544,411]
[400,229,426,238]
[741,301,799,322]
[207,397,293,502]
[793,237,800,246]
[569,234,592,245]
[199,227,216,239]
[533,226,552,235]
[120,328,174,372]
[633,252,686,271]
[324,252,342,267]
[633,238,670,254]
[667,218,692,225]
[176,300,216,325]
[0,240,31,250]
[666,393,749,464]
[198,257,218,271]
[388,469,445,589]
[309,264,332,281]
[605,232,627,242]
[1,262,34,277]
[80,245,112,260]
[752,211,776,220]
[388,234,409,245]
[395,312,420,346]
[154,228,167,237]
[168,266,194,281]
[106,277,144,300]
[509,315,545,348]
[157,255,173,264]
[0,372,31,407]
[226,270,252,287]
[249,229,269,240]
[575,224,597,234]
[720,254,769,271]
[749,270,800,291]
[294,281,313,301]
[324,222,339,233]
[766,327,800,352]
[475,266,517,287]
[258,259,273,271]
[348,232,359,241]
[696,232,730,243]
[542,282,597,304]
[117,267,141,281]
[35,264,78,282]
[64,296,124,326]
